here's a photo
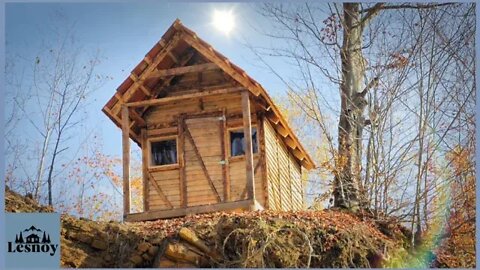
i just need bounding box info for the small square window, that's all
[150,139,177,166]
[230,128,258,157]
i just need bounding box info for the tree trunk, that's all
[46,131,62,206]
[34,129,51,200]
[334,3,368,211]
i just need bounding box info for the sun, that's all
[212,9,235,35]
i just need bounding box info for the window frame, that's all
[227,125,259,159]
[147,135,179,170]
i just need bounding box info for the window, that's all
[230,127,258,157]
[150,139,177,166]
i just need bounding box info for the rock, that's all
[142,253,151,261]
[130,254,143,266]
[96,231,108,240]
[148,246,159,256]
[91,239,107,250]
[150,236,164,245]
[137,242,152,253]
[75,232,92,244]
[107,224,119,232]
[104,254,112,262]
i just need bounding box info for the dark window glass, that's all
[151,139,177,166]
[230,128,258,157]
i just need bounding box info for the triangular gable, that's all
[102,19,315,170]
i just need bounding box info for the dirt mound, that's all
[5,186,54,213]
[5,187,162,267]
[146,210,411,268]
[5,187,412,268]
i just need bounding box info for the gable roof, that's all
[102,19,315,170]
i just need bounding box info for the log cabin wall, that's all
[264,119,304,211]
[141,92,266,212]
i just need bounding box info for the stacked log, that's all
[153,227,218,268]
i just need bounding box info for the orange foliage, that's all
[56,144,144,221]
[435,145,476,268]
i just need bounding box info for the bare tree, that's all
[6,19,105,205]
[255,2,455,211]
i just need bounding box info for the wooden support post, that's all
[258,113,269,209]
[141,129,149,212]
[241,91,255,203]
[178,115,187,207]
[121,105,131,219]
[220,109,230,202]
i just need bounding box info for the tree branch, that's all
[361,3,453,14]
[360,3,385,27]
[359,77,379,97]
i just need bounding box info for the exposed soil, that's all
[5,186,414,268]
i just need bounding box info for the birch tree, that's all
[6,21,105,205]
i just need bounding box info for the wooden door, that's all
[183,115,226,207]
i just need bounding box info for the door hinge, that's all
[219,160,227,165]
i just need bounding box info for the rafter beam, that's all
[126,86,244,108]
[168,52,179,63]
[150,63,219,78]
[128,108,146,127]
[149,49,195,98]
[129,73,152,97]
[276,124,289,137]
[102,106,140,143]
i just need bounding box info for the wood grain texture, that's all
[121,105,131,217]
[241,91,255,201]
[141,129,149,212]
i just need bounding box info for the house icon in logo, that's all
[26,233,40,244]
[14,225,51,244]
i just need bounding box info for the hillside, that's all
[6,187,416,268]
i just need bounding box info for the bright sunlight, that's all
[212,9,235,35]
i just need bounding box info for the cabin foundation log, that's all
[125,199,260,221]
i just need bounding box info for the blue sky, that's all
[6,2,293,157]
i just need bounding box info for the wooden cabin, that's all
[102,19,316,221]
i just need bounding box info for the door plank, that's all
[184,125,222,203]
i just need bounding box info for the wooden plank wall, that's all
[229,156,265,207]
[148,169,181,210]
[264,120,304,210]
[144,93,243,128]
[143,92,266,212]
